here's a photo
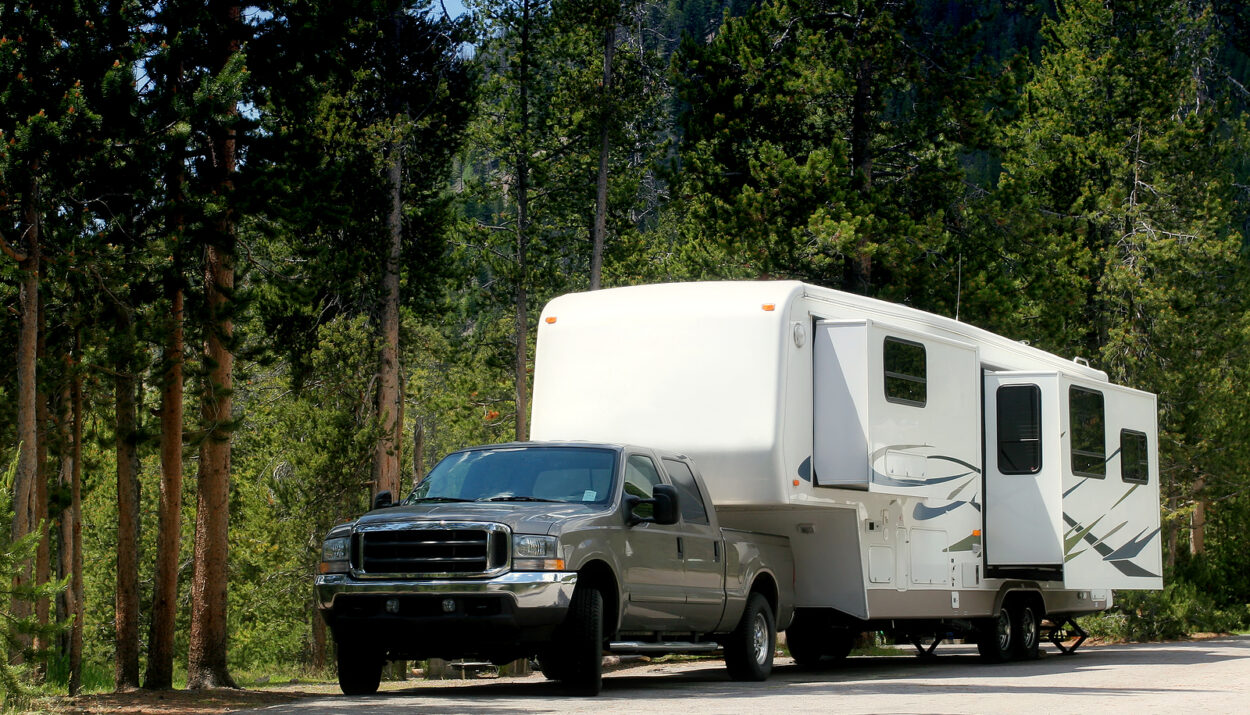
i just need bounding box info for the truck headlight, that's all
[512,534,563,571]
[319,535,351,574]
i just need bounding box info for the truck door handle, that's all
[714,541,720,562]
[677,537,684,559]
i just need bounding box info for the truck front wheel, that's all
[560,585,604,695]
[725,592,776,681]
[336,640,384,695]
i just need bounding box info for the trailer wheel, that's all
[725,592,776,681]
[536,647,569,681]
[785,622,824,667]
[336,640,384,695]
[1012,602,1041,661]
[559,585,604,695]
[976,605,1013,663]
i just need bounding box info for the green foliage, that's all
[0,453,68,708]
[1081,582,1250,642]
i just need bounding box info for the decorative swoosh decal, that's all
[913,501,966,520]
[1062,513,1160,578]
[1104,527,1161,562]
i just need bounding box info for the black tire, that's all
[1012,602,1041,661]
[537,646,569,682]
[336,640,383,695]
[725,592,776,681]
[561,586,604,695]
[785,623,825,667]
[826,629,856,661]
[976,605,1013,663]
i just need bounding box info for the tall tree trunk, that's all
[114,309,142,691]
[33,289,51,675]
[373,141,403,500]
[188,239,237,689]
[1190,476,1206,556]
[9,180,41,659]
[514,0,533,442]
[146,283,184,690]
[413,417,425,482]
[68,353,84,694]
[188,0,241,689]
[590,24,615,291]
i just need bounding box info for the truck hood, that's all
[354,501,610,535]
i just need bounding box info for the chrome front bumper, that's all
[315,570,577,612]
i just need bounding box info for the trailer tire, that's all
[336,640,384,695]
[560,585,604,695]
[785,622,824,667]
[1012,602,1041,661]
[725,592,776,681]
[976,605,1013,663]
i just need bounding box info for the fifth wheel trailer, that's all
[530,280,1161,662]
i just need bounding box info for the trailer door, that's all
[983,372,1064,569]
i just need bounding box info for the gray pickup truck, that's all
[315,442,794,695]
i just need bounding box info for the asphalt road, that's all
[240,636,1250,714]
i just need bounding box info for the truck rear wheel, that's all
[560,585,604,695]
[336,640,383,695]
[976,605,1013,663]
[725,592,776,681]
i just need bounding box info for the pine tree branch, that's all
[0,228,28,262]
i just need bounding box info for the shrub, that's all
[1080,581,1250,642]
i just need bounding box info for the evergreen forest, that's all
[2,0,1249,700]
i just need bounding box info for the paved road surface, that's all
[241,636,1250,714]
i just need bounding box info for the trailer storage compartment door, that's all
[983,371,1065,570]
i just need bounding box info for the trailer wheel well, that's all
[1002,589,1046,621]
[576,560,619,637]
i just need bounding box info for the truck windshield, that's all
[405,447,617,506]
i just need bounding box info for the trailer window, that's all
[662,459,710,525]
[1069,387,1106,478]
[883,337,926,407]
[623,455,663,519]
[997,384,1042,474]
[1120,430,1149,484]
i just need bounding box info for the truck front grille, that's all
[353,522,510,578]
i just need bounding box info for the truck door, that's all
[619,453,687,630]
[662,458,724,633]
[983,371,1064,570]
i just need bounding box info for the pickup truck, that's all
[315,442,794,695]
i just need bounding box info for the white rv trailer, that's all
[530,280,1162,660]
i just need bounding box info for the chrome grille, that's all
[353,522,509,578]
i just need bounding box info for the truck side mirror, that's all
[651,484,679,525]
[372,490,393,510]
[625,484,680,526]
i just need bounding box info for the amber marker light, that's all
[545,316,557,324]
[972,529,981,537]
[762,303,776,311]
[792,479,800,486]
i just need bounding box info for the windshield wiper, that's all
[480,496,560,503]
[409,496,473,503]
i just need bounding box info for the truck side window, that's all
[662,459,710,525]
[884,337,926,406]
[997,384,1042,474]
[624,455,663,518]
[1069,386,1106,478]
[1121,430,1149,484]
